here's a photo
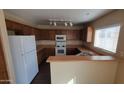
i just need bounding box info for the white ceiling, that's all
[4,9,113,25]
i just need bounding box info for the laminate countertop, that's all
[36,45,84,53]
[37,45,117,63]
[36,45,55,53]
[46,55,116,63]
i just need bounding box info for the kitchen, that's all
[0,9,124,84]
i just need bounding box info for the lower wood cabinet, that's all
[37,49,45,64]
[37,48,81,64]
[37,48,55,64]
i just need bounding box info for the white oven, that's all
[55,35,66,56]
[56,35,66,41]
[55,47,66,55]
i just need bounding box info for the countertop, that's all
[47,55,116,63]
[36,45,55,53]
[37,45,116,63]
[36,45,85,53]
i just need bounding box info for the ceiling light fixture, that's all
[64,22,68,26]
[49,19,73,27]
[69,22,73,27]
[53,22,57,26]
[49,21,52,25]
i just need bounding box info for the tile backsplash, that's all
[36,40,83,46]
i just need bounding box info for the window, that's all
[94,25,120,53]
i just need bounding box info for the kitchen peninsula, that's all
[47,50,118,84]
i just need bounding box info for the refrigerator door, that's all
[21,36,36,54]
[23,50,38,83]
[9,36,38,84]
[9,36,28,83]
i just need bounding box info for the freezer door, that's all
[21,36,36,53]
[23,50,39,83]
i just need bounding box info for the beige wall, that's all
[50,61,117,84]
[91,10,124,83]
[0,10,16,83]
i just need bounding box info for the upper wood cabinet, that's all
[55,30,62,35]
[67,30,81,40]
[5,19,86,41]
[40,30,50,40]
[22,25,34,35]
[49,30,55,40]
[81,25,88,42]
[86,26,93,43]
[60,30,67,35]
[5,19,22,31]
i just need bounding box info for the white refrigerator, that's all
[9,36,39,84]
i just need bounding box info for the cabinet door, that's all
[49,30,55,40]
[87,26,93,42]
[22,25,33,35]
[55,30,62,35]
[45,48,55,57]
[39,30,50,40]
[13,22,22,31]
[37,48,46,64]
[72,30,80,40]
[82,26,88,42]
[6,20,22,32]
[67,30,76,40]
[33,29,41,40]
[61,30,67,35]
[5,20,14,30]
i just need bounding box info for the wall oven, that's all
[55,35,66,41]
[55,47,66,55]
[55,35,66,56]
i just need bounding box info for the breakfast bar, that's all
[47,55,118,84]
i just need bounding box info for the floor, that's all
[31,62,51,84]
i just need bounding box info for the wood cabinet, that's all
[86,26,93,43]
[37,48,46,64]
[55,30,62,35]
[41,30,50,40]
[45,48,55,57]
[5,19,87,41]
[22,25,32,35]
[32,29,40,40]
[49,30,55,40]
[61,30,67,35]
[5,19,22,31]
[37,48,55,64]
[67,30,81,40]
